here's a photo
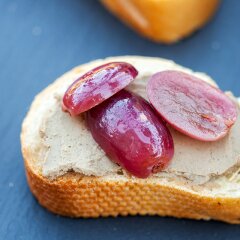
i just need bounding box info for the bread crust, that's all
[24,160,240,223]
[21,56,240,223]
[101,0,220,43]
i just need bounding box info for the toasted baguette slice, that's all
[21,56,240,224]
[101,0,220,43]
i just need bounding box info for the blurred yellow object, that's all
[101,0,220,43]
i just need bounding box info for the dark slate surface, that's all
[0,0,240,239]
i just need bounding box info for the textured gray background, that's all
[0,0,240,239]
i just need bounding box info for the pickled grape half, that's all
[62,62,138,116]
[147,71,238,141]
[86,90,174,178]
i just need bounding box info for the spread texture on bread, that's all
[21,56,240,223]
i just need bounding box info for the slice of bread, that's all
[21,56,240,223]
[101,0,220,43]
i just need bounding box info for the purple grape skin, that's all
[62,62,138,116]
[86,90,174,178]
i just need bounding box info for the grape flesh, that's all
[147,70,238,141]
[62,62,138,116]
[86,90,174,178]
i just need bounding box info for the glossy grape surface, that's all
[62,62,138,116]
[87,90,174,178]
[147,70,238,141]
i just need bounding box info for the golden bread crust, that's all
[101,0,220,43]
[24,160,240,223]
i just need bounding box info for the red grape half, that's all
[147,70,238,141]
[62,62,138,116]
[86,90,174,178]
